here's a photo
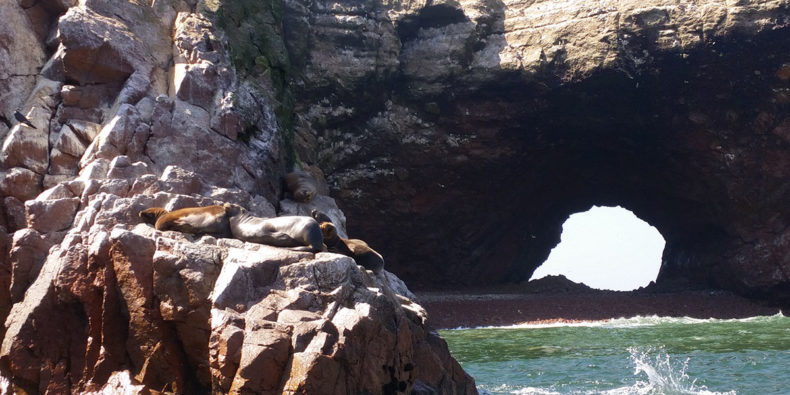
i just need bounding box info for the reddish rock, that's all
[211,93,243,141]
[8,229,52,303]
[3,197,27,231]
[57,7,145,84]
[0,167,42,202]
[0,108,50,174]
[0,1,46,122]
[230,324,292,393]
[0,228,12,340]
[106,156,152,180]
[158,166,202,195]
[25,197,81,233]
[81,104,142,165]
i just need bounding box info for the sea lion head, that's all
[139,207,167,224]
[222,203,245,217]
[319,221,339,243]
[294,188,315,202]
[285,171,318,203]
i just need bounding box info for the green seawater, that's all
[440,314,790,394]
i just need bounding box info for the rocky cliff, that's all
[0,0,475,393]
[2,0,790,392]
[283,0,790,305]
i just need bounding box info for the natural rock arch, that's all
[531,206,666,291]
[283,0,790,305]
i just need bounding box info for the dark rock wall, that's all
[283,0,790,305]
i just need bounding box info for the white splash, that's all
[0,374,9,395]
[601,347,737,395]
[446,312,787,331]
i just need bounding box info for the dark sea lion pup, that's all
[311,209,384,273]
[228,207,323,252]
[284,170,318,203]
[138,203,238,236]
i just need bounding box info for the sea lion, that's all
[312,210,384,273]
[138,203,239,236]
[284,170,318,203]
[228,209,323,252]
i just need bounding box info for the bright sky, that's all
[530,206,666,291]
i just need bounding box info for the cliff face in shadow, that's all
[283,0,790,306]
[0,0,475,393]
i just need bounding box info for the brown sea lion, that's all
[284,170,318,203]
[312,210,384,273]
[138,203,239,236]
[228,209,323,252]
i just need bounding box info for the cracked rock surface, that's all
[0,0,474,393]
[285,0,790,305]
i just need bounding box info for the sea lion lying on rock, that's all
[284,170,318,203]
[139,203,239,236]
[311,209,384,273]
[228,208,323,252]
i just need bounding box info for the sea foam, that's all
[447,312,787,331]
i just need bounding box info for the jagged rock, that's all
[77,164,107,184]
[116,71,152,107]
[210,92,244,141]
[50,122,98,175]
[0,168,42,202]
[25,197,81,233]
[37,180,84,201]
[147,99,256,190]
[83,370,147,395]
[284,0,790,306]
[0,1,47,122]
[56,7,150,84]
[0,195,474,393]
[158,165,202,195]
[106,156,152,180]
[80,104,143,165]
[3,197,27,231]
[0,107,50,175]
[7,229,56,303]
[0,228,11,340]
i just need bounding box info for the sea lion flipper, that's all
[311,209,333,224]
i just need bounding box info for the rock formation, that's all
[2,0,790,391]
[282,0,790,306]
[0,0,474,393]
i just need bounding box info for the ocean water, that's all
[440,314,790,395]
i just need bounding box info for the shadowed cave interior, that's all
[323,28,790,306]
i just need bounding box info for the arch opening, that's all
[529,206,666,291]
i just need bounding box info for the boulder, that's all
[0,1,47,122]
[80,104,142,165]
[0,168,42,202]
[0,107,50,175]
[25,197,81,233]
[0,195,475,393]
[56,7,150,84]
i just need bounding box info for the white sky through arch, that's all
[530,206,665,291]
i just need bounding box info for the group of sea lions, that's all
[138,171,384,273]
